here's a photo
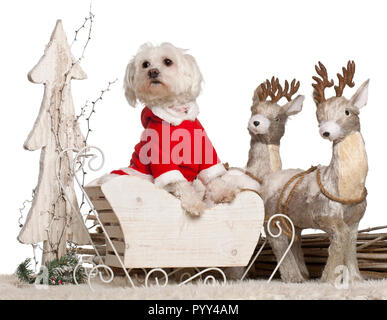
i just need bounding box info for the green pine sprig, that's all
[16,249,87,285]
[16,258,36,284]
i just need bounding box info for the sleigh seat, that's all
[84,175,264,269]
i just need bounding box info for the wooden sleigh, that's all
[85,175,264,269]
[61,146,294,287]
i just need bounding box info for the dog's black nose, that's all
[253,121,260,127]
[323,132,330,137]
[148,68,160,79]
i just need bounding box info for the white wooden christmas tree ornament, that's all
[18,20,89,263]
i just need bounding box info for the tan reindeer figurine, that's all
[262,61,369,283]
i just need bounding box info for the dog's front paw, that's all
[168,180,206,217]
[181,196,205,217]
[205,177,237,204]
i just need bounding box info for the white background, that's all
[1,0,386,274]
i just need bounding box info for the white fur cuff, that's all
[154,170,187,188]
[198,163,226,185]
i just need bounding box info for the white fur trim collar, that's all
[150,101,199,126]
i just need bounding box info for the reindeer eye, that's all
[164,58,173,66]
[275,116,280,122]
[345,110,350,116]
[142,61,150,68]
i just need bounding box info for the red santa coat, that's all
[111,107,226,187]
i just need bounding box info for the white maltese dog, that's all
[101,43,236,216]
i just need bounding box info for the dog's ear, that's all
[124,60,137,107]
[182,53,203,98]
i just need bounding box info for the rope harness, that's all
[315,167,368,205]
[223,163,263,185]
[276,166,368,238]
[224,163,367,240]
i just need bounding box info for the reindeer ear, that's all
[252,85,263,103]
[283,95,304,116]
[124,60,137,107]
[351,79,369,110]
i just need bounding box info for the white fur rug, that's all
[2,275,387,300]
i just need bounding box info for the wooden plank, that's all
[90,232,105,245]
[356,253,387,260]
[361,270,387,279]
[358,263,387,269]
[105,226,124,239]
[90,198,112,211]
[87,211,119,224]
[359,247,387,253]
[98,211,119,224]
[85,185,105,200]
[106,240,126,254]
[76,246,106,256]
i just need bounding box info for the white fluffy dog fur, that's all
[101,43,237,216]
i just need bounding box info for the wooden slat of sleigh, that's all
[90,232,105,245]
[84,185,105,200]
[106,240,126,254]
[90,199,112,211]
[98,211,119,224]
[87,212,118,224]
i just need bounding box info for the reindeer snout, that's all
[319,121,343,141]
[148,68,160,79]
[249,115,270,134]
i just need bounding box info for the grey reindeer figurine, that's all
[223,78,304,192]
[223,78,304,280]
[246,77,305,181]
[262,61,369,283]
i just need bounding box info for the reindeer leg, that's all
[345,223,362,282]
[320,220,350,283]
[267,231,305,283]
[291,228,309,279]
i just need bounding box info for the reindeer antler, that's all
[334,60,355,97]
[312,62,334,104]
[257,79,271,102]
[257,77,300,103]
[284,79,301,102]
[269,77,284,103]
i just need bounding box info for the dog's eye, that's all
[164,58,173,66]
[142,61,150,69]
[345,110,350,116]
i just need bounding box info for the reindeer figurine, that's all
[224,78,304,190]
[262,61,369,283]
[223,78,304,280]
[246,77,304,181]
